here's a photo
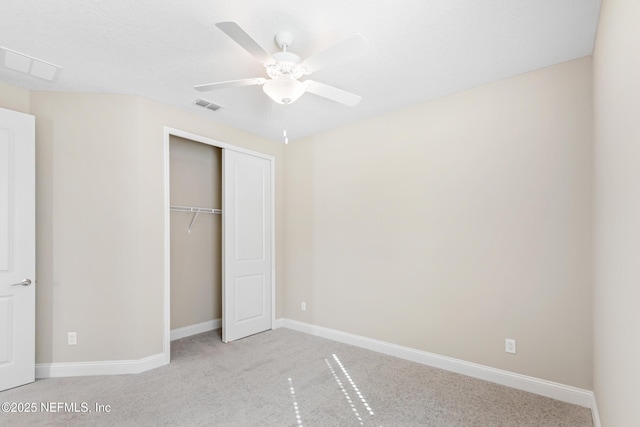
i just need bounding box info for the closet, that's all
[169,136,222,338]
[166,131,274,348]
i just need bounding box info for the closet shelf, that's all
[170,205,222,233]
[170,205,222,215]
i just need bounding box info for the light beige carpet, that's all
[1,328,592,426]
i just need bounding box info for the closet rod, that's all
[170,205,222,215]
[170,205,222,233]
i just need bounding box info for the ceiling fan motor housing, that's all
[266,51,308,80]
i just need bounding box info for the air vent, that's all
[1,46,62,81]
[193,98,223,112]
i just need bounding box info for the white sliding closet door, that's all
[222,149,272,343]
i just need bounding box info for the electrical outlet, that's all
[301,301,307,312]
[505,338,516,354]
[68,332,77,346]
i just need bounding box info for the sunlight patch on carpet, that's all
[288,377,304,426]
[325,354,378,426]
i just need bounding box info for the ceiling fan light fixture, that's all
[263,78,305,104]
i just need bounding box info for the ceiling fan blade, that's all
[304,80,362,107]
[194,78,266,92]
[302,34,368,73]
[216,21,274,64]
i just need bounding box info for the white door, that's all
[0,108,35,391]
[222,149,272,342]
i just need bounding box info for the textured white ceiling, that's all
[0,0,601,142]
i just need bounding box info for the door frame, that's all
[162,127,275,362]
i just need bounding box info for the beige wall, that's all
[593,0,640,424]
[31,92,142,362]
[0,86,284,363]
[284,57,593,389]
[170,136,222,329]
[0,82,30,114]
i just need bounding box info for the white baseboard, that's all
[170,318,221,341]
[35,352,168,379]
[278,318,596,411]
[34,318,221,379]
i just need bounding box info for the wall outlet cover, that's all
[505,338,516,354]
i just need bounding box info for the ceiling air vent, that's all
[193,98,223,112]
[1,46,62,81]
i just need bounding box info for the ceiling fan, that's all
[194,22,368,107]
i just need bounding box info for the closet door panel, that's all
[223,149,272,342]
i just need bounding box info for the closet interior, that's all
[169,135,222,339]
